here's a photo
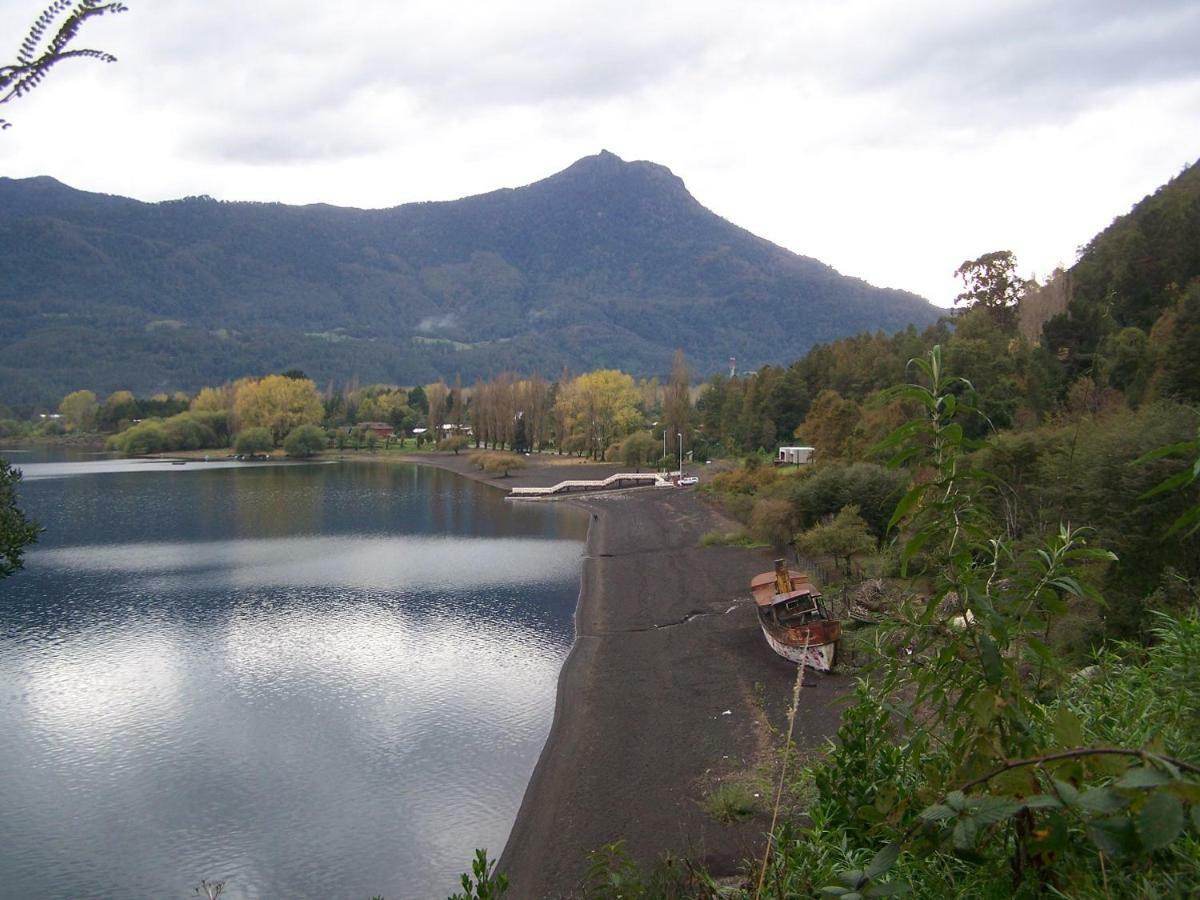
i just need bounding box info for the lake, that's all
[0,451,587,899]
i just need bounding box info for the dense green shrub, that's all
[283,424,326,458]
[747,348,1200,899]
[234,427,273,455]
[708,463,778,495]
[107,420,170,455]
[791,462,907,537]
[470,451,526,477]
[108,411,229,455]
[747,497,797,547]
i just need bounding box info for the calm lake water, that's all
[0,450,586,900]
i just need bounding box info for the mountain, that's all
[0,151,939,407]
[1031,156,1200,383]
[1070,156,1200,330]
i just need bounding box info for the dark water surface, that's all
[0,451,586,899]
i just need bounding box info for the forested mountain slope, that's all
[1041,155,1200,398]
[0,151,937,406]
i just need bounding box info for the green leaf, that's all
[919,803,955,822]
[1191,804,1200,834]
[1052,778,1081,809]
[979,636,1002,687]
[1166,504,1200,538]
[888,485,925,531]
[1078,787,1127,816]
[865,843,901,879]
[1141,468,1194,500]
[1053,707,1084,747]
[874,786,898,814]
[839,870,866,888]
[1063,547,1120,562]
[1023,794,1064,810]
[865,883,910,897]
[1025,636,1056,668]
[970,795,1022,826]
[1146,754,1181,780]
[969,690,996,726]
[819,888,850,897]
[1133,441,1194,465]
[946,791,966,812]
[1029,811,1069,855]
[1139,791,1184,852]
[886,446,922,468]
[1048,576,1086,598]
[899,531,931,575]
[872,419,923,453]
[952,817,978,850]
[1087,816,1140,858]
[1092,753,1129,778]
[856,804,884,824]
[1042,593,1069,615]
[1117,767,1171,789]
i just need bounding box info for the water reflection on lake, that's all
[0,452,586,900]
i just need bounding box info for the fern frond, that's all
[1,0,127,127]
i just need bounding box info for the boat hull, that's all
[759,620,839,672]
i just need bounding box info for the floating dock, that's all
[508,472,670,498]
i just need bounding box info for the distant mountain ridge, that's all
[0,151,939,406]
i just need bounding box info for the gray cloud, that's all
[7,0,1198,168]
[790,0,1200,128]
[77,0,1199,168]
[99,0,731,164]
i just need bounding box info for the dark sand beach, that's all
[407,454,850,897]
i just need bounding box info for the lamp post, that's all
[677,432,683,477]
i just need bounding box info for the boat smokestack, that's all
[773,558,790,595]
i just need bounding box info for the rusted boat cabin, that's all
[751,562,825,624]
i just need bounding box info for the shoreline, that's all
[408,453,849,897]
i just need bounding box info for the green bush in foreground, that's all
[447,849,507,900]
[751,347,1200,898]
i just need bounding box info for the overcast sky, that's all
[2,0,1198,306]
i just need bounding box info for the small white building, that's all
[776,446,816,466]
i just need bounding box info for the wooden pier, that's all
[508,472,670,498]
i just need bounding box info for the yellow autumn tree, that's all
[554,369,642,459]
[233,375,324,445]
[58,389,98,431]
[190,384,234,413]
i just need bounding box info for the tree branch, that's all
[959,747,1200,794]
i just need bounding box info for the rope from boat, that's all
[754,633,809,900]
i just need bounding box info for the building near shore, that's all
[776,446,816,466]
